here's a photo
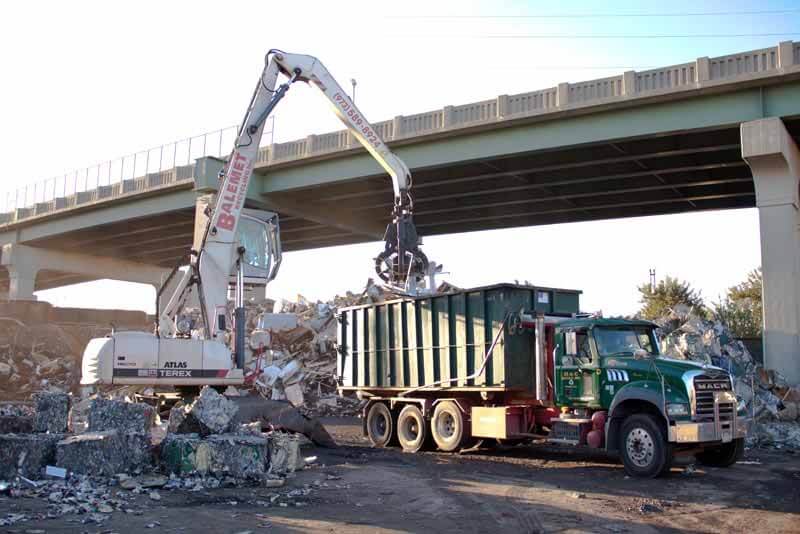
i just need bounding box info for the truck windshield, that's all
[594,327,656,356]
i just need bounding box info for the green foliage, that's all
[714,268,762,338]
[637,275,704,320]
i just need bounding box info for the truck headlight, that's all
[666,403,689,417]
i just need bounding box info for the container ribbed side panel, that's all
[434,296,451,386]
[338,284,581,390]
[451,293,468,386]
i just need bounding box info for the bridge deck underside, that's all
[3,119,799,293]
[268,117,799,250]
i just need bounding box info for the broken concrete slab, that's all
[88,398,155,434]
[0,433,63,479]
[33,392,70,433]
[256,313,298,331]
[56,431,152,476]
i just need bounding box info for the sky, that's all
[1,0,797,316]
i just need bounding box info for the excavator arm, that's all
[165,50,429,344]
[269,52,429,291]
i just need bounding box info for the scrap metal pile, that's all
[0,388,327,528]
[655,305,800,450]
[245,278,400,417]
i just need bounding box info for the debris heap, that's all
[0,320,108,401]
[247,279,396,416]
[654,305,800,450]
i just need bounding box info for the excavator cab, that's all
[233,208,282,287]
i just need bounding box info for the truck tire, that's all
[431,401,468,452]
[397,404,427,453]
[696,438,744,468]
[619,414,672,478]
[366,402,393,448]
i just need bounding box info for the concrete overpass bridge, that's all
[1,41,799,380]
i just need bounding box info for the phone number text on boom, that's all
[333,92,381,148]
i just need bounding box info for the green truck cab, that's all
[553,318,750,477]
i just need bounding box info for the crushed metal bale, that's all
[177,386,239,436]
[160,433,270,479]
[0,433,63,479]
[33,391,71,433]
[268,432,304,475]
[56,430,153,476]
[88,397,155,434]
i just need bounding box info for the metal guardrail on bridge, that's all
[0,120,273,225]
[1,41,798,227]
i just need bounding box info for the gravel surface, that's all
[2,416,799,533]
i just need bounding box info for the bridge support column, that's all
[1,243,170,300]
[742,118,800,383]
[6,266,38,301]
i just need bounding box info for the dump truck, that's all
[336,284,751,477]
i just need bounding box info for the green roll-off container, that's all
[337,283,581,392]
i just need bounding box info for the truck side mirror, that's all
[565,331,577,356]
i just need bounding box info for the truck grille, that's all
[693,375,733,421]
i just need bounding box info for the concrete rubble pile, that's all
[655,305,800,450]
[248,278,396,416]
[0,319,107,401]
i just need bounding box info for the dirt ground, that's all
[2,416,799,533]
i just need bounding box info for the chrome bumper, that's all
[668,391,750,444]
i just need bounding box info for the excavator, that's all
[81,50,430,389]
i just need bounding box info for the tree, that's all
[714,268,762,338]
[637,275,704,320]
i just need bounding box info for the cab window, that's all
[577,331,591,361]
[594,327,657,356]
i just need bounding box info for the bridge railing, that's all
[257,40,796,167]
[1,120,274,224]
[1,41,797,227]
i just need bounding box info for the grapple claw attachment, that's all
[375,213,429,291]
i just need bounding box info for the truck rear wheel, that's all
[431,401,468,452]
[619,414,672,478]
[366,402,393,448]
[696,438,744,468]
[397,405,427,453]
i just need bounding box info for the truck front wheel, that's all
[619,414,672,478]
[696,438,744,468]
[366,402,393,448]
